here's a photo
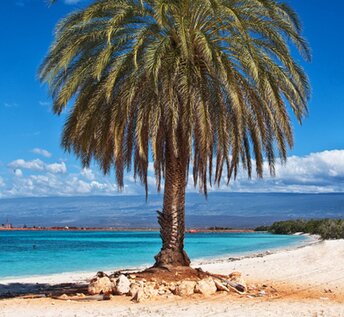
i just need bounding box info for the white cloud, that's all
[2,173,117,198]
[1,150,344,198]
[32,148,52,158]
[8,159,67,174]
[46,162,67,174]
[8,159,45,171]
[13,169,23,177]
[211,150,344,194]
[81,168,95,180]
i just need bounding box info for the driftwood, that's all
[196,269,246,294]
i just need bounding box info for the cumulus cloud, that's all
[8,159,67,174]
[81,168,95,180]
[32,148,52,158]
[1,150,344,198]
[13,169,23,177]
[8,159,45,171]
[46,162,67,174]
[3,173,118,198]
[211,150,344,194]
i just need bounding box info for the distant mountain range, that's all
[0,192,343,228]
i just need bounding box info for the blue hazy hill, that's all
[0,192,343,228]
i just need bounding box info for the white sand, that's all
[1,239,344,317]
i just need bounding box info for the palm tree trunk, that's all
[154,140,191,267]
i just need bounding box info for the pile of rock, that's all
[87,270,250,302]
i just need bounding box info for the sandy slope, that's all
[0,239,344,317]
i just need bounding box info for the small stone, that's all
[195,278,217,296]
[169,284,176,293]
[114,274,131,295]
[144,286,159,297]
[129,283,141,297]
[59,294,68,299]
[174,281,196,297]
[131,289,145,303]
[88,273,113,295]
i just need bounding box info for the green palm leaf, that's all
[40,0,310,267]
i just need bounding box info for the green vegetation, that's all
[255,219,344,239]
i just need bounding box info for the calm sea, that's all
[0,192,342,279]
[0,231,307,279]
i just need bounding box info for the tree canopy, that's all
[40,0,310,196]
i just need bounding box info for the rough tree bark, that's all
[154,138,191,268]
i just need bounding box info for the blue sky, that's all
[0,0,344,198]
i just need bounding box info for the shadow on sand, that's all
[0,282,88,299]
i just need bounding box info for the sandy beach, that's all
[0,238,343,317]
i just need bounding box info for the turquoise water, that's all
[0,231,307,279]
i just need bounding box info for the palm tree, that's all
[40,0,310,268]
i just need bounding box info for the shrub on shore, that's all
[255,219,344,240]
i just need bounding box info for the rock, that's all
[175,281,196,297]
[129,283,141,297]
[214,280,230,292]
[195,278,217,296]
[103,293,112,300]
[88,273,114,295]
[59,294,69,299]
[131,289,145,303]
[144,285,159,298]
[169,284,177,293]
[113,274,131,295]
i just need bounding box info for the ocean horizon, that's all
[0,192,341,279]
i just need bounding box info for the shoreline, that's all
[0,237,343,317]
[0,233,317,286]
